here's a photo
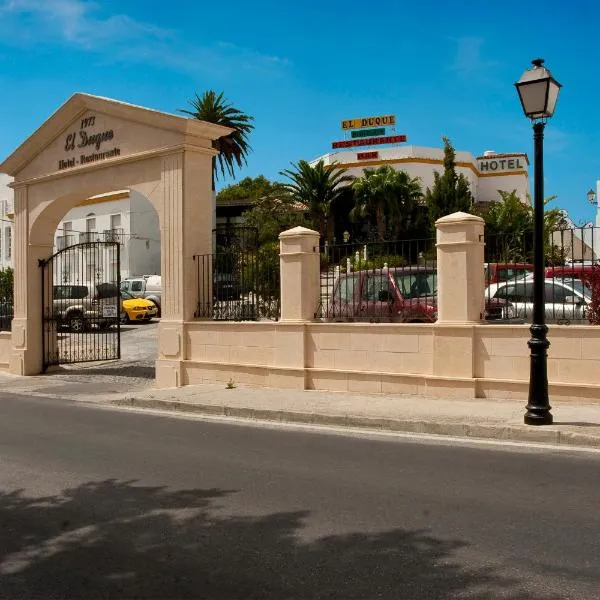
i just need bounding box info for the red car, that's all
[545,264,595,287]
[326,266,508,323]
[484,262,534,285]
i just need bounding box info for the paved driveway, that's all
[0,320,158,398]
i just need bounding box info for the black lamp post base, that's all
[524,409,553,426]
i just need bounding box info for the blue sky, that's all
[0,0,598,223]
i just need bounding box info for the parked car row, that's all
[49,282,160,332]
[324,266,512,323]
[324,265,595,325]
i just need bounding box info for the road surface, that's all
[1,393,599,599]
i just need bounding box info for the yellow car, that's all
[120,290,158,323]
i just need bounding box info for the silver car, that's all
[487,277,591,324]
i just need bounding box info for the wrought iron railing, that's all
[0,298,12,332]
[316,238,438,322]
[193,245,280,321]
[484,226,600,325]
[103,228,124,243]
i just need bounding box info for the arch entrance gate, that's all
[40,241,121,370]
[0,93,231,386]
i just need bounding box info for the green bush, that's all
[343,255,406,271]
[239,243,280,298]
[0,268,13,301]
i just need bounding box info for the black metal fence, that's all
[0,299,12,332]
[484,226,600,325]
[193,245,281,321]
[316,238,438,322]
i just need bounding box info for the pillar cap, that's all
[435,211,484,226]
[279,226,320,239]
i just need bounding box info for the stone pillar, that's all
[9,185,54,375]
[279,226,320,323]
[155,148,216,388]
[435,211,485,324]
[432,212,485,393]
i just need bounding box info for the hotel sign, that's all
[478,156,526,173]
[341,115,396,130]
[332,134,406,149]
[58,114,121,171]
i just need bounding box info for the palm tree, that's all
[350,166,423,240]
[280,160,353,242]
[180,90,254,190]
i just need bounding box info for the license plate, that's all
[102,305,118,318]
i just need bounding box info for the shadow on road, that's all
[0,479,555,599]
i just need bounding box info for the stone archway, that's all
[0,93,231,387]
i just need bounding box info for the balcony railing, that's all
[56,234,77,250]
[103,228,124,243]
[79,232,101,244]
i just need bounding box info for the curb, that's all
[112,397,600,450]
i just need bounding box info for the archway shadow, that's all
[0,479,557,599]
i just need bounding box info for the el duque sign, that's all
[341,114,396,130]
[58,115,121,171]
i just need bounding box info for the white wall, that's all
[0,174,13,270]
[128,189,160,276]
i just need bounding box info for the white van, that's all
[121,275,162,316]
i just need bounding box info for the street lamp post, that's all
[515,58,562,426]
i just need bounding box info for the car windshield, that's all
[557,278,592,300]
[393,271,437,299]
[121,291,134,300]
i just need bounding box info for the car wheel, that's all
[68,312,86,333]
[120,311,129,324]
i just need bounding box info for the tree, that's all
[180,91,254,190]
[217,175,281,205]
[350,166,423,240]
[280,160,353,242]
[479,189,569,263]
[242,191,308,245]
[424,136,473,225]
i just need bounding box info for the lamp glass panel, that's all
[518,81,549,116]
[546,82,560,116]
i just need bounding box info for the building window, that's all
[86,217,96,232]
[110,214,121,229]
[63,221,72,232]
[6,227,11,259]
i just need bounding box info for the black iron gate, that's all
[40,241,121,370]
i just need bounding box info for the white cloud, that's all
[449,37,500,77]
[0,0,288,76]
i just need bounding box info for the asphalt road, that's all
[1,394,599,599]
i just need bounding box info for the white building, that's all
[54,189,160,282]
[0,178,161,281]
[312,145,530,207]
[0,174,13,270]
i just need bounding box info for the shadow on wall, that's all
[0,479,557,599]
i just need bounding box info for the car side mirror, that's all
[564,295,583,305]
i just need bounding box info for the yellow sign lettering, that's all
[341,114,396,130]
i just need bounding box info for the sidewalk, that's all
[3,367,598,449]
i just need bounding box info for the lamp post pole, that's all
[515,57,561,425]
[525,121,552,425]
